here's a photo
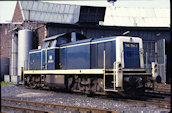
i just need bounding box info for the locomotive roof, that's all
[43,32,87,42]
[59,36,118,47]
[43,33,66,42]
[60,38,92,47]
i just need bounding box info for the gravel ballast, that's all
[1,85,170,113]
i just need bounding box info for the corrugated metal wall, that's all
[46,24,170,63]
[46,24,170,41]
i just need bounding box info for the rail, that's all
[1,98,119,113]
[146,83,171,95]
[2,104,53,113]
[123,97,170,109]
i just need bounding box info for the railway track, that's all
[146,83,171,94]
[98,83,171,109]
[122,96,170,109]
[1,104,53,113]
[3,83,169,113]
[101,93,171,109]
[1,98,119,113]
[145,83,171,98]
[123,83,171,109]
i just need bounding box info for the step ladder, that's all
[104,69,117,92]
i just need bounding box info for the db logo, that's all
[48,55,54,63]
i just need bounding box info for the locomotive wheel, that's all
[24,75,31,88]
[24,75,42,89]
[67,76,104,94]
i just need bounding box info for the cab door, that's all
[41,41,49,70]
[42,49,47,70]
[123,42,140,68]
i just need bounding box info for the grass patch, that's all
[1,81,12,86]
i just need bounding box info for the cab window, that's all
[42,42,49,49]
[48,41,52,48]
[51,40,57,47]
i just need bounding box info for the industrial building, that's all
[0,1,170,83]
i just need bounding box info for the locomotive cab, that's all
[103,36,152,94]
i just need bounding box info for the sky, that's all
[0,0,170,23]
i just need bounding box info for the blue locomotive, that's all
[24,32,157,95]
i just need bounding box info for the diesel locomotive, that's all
[23,32,158,95]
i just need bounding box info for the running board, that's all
[122,69,147,72]
[123,73,152,76]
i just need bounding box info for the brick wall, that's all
[0,24,11,58]
[12,1,23,23]
[37,24,45,46]
[0,23,45,59]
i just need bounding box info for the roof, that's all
[19,1,80,24]
[16,1,170,27]
[101,6,170,27]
